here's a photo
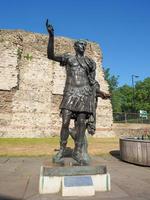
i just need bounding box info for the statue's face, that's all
[74,42,87,54]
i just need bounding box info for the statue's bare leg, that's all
[53,109,72,163]
[60,109,72,148]
[72,113,87,164]
[77,113,86,147]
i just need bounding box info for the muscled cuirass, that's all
[65,56,89,91]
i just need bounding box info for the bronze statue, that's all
[46,19,110,165]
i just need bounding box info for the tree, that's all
[111,89,122,112]
[135,78,150,112]
[103,68,120,112]
[114,78,150,113]
[103,68,119,92]
[103,68,150,113]
[119,85,133,112]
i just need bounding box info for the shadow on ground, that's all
[0,195,21,200]
[109,150,121,160]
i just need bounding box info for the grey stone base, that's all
[39,158,111,196]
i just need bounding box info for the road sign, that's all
[139,110,148,119]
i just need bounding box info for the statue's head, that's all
[74,40,87,54]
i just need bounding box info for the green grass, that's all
[0,137,118,145]
[0,137,119,157]
[0,137,59,144]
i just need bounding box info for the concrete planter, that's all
[120,137,150,166]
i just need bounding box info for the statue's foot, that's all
[72,150,86,165]
[82,152,91,165]
[52,149,64,164]
[63,147,73,157]
[72,150,82,164]
[72,150,91,165]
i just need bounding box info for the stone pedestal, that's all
[39,158,111,196]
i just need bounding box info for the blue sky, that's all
[0,0,150,86]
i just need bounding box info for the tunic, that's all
[59,54,96,115]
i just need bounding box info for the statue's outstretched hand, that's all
[96,90,111,99]
[46,19,54,36]
[101,91,111,99]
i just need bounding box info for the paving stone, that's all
[23,175,40,199]
[25,194,41,200]
[0,158,9,164]
[0,157,150,200]
[0,177,28,199]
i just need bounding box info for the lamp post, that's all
[131,75,139,112]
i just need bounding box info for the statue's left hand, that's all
[102,92,111,99]
[97,91,111,99]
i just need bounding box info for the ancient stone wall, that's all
[0,30,113,137]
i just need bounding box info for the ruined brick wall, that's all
[0,30,113,137]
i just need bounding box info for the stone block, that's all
[92,173,111,191]
[39,160,111,196]
[42,164,107,176]
[39,166,61,194]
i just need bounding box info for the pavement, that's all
[0,153,150,200]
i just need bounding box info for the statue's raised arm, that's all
[46,19,62,62]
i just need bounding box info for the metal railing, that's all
[113,112,150,124]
